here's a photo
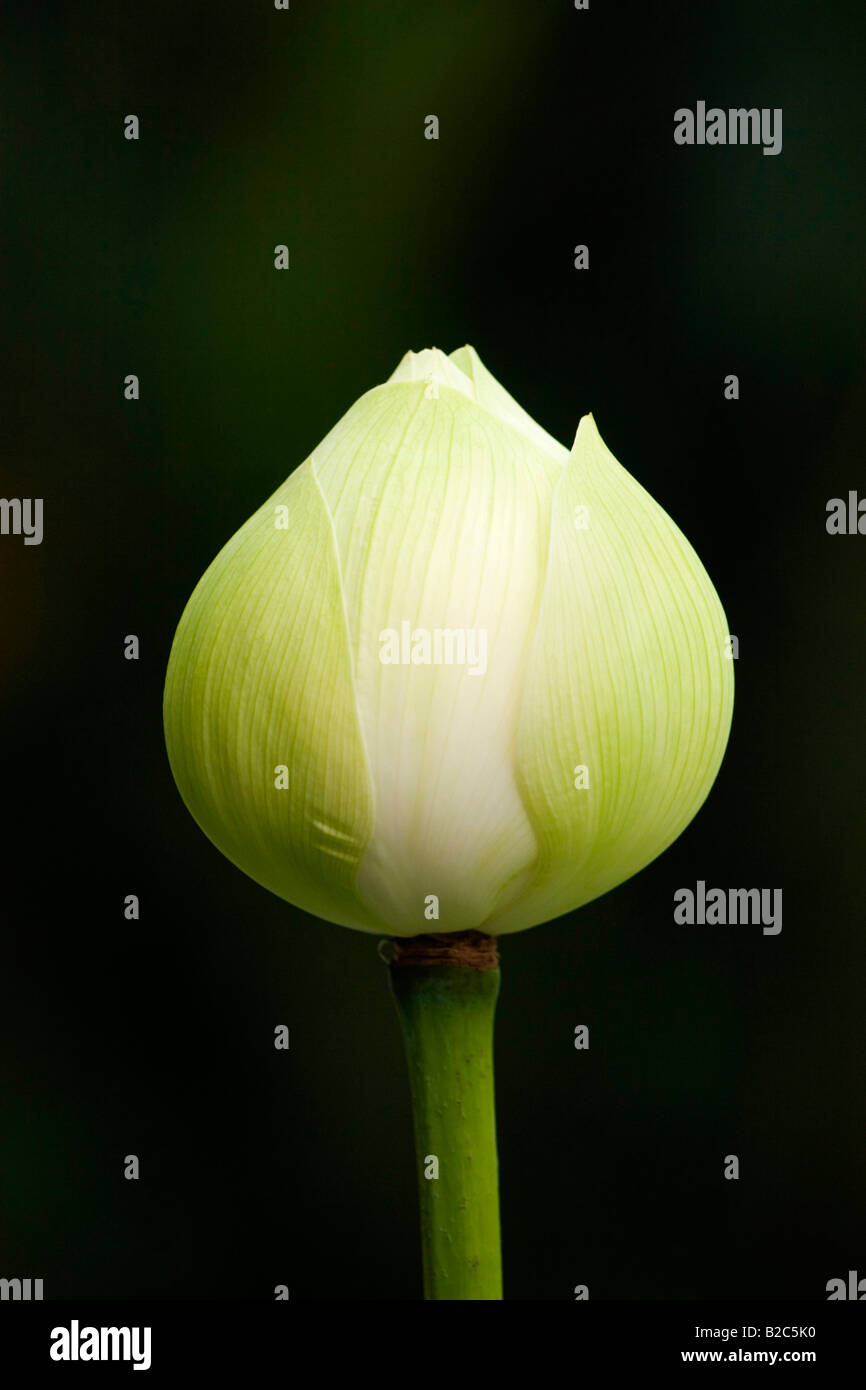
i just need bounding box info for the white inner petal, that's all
[313,365,561,933]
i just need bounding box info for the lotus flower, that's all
[164,345,736,1300]
[164,346,734,936]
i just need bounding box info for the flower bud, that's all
[164,347,733,935]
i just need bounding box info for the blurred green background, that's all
[1,0,865,1298]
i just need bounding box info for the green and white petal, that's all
[163,459,380,932]
[492,414,735,935]
[312,349,562,935]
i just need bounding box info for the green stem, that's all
[388,933,502,1300]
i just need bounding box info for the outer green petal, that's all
[163,459,381,933]
[491,414,735,935]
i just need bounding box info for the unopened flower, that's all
[164,347,733,936]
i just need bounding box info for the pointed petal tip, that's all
[570,411,600,452]
[387,346,475,398]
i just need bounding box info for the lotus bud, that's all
[163,346,734,937]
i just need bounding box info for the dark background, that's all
[1,0,864,1300]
